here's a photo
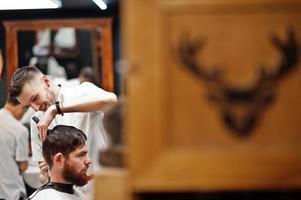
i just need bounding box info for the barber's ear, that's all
[53,153,65,167]
[41,75,50,87]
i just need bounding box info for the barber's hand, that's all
[37,105,57,141]
[38,161,49,184]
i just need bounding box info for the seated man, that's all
[28,125,92,200]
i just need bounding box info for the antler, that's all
[250,29,299,100]
[179,36,222,82]
[270,29,299,79]
[179,30,299,98]
[177,30,299,135]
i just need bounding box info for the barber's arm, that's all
[61,92,117,113]
[37,85,117,140]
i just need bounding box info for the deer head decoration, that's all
[178,29,299,136]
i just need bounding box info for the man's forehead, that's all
[75,145,88,153]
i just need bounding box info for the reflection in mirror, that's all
[4,18,114,91]
[18,28,101,87]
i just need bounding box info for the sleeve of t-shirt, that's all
[30,117,44,162]
[15,126,29,162]
[75,82,114,112]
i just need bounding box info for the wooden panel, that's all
[123,0,301,192]
[94,168,131,200]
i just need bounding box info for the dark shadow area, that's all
[138,190,301,200]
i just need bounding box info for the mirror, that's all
[3,18,114,91]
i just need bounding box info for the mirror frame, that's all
[3,18,114,91]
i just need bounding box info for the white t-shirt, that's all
[31,82,110,171]
[0,108,29,200]
[29,186,84,200]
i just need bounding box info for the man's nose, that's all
[30,103,39,111]
[85,157,92,165]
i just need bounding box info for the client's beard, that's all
[62,161,88,187]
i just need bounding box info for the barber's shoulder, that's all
[78,81,105,92]
[79,81,96,88]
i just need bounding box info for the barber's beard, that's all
[46,88,57,105]
[62,161,88,187]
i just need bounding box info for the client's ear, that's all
[53,153,65,168]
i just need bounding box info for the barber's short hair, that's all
[9,66,42,98]
[42,125,87,169]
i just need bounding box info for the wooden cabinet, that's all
[96,0,301,199]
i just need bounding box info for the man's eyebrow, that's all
[27,95,35,106]
[77,150,88,155]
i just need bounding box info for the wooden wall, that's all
[121,0,301,194]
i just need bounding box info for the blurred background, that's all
[1,0,301,200]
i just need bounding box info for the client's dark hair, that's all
[42,125,87,169]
